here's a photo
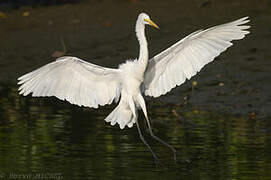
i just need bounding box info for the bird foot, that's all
[153,157,165,168]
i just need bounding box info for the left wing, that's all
[143,17,250,97]
[18,56,122,108]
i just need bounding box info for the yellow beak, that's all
[144,18,159,29]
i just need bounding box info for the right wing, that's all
[143,17,250,97]
[18,56,122,108]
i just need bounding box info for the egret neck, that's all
[136,19,148,74]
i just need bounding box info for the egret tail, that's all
[105,101,135,129]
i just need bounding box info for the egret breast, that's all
[119,59,144,96]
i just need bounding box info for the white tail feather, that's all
[105,93,147,129]
[105,102,135,129]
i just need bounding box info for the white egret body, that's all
[18,13,250,164]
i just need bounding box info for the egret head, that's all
[138,13,159,29]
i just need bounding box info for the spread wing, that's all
[143,17,250,97]
[18,56,122,108]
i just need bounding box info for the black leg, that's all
[135,119,161,167]
[145,117,177,162]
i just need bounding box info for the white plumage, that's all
[18,13,250,163]
[143,17,250,97]
[18,56,121,108]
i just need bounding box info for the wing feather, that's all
[143,17,250,97]
[18,56,122,108]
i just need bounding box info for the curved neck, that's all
[136,21,148,69]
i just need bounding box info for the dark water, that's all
[0,0,81,10]
[0,85,271,179]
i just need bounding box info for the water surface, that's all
[0,85,270,179]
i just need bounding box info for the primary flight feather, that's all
[18,13,250,164]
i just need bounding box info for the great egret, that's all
[18,13,250,165]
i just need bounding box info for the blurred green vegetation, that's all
[0,84,271,179]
